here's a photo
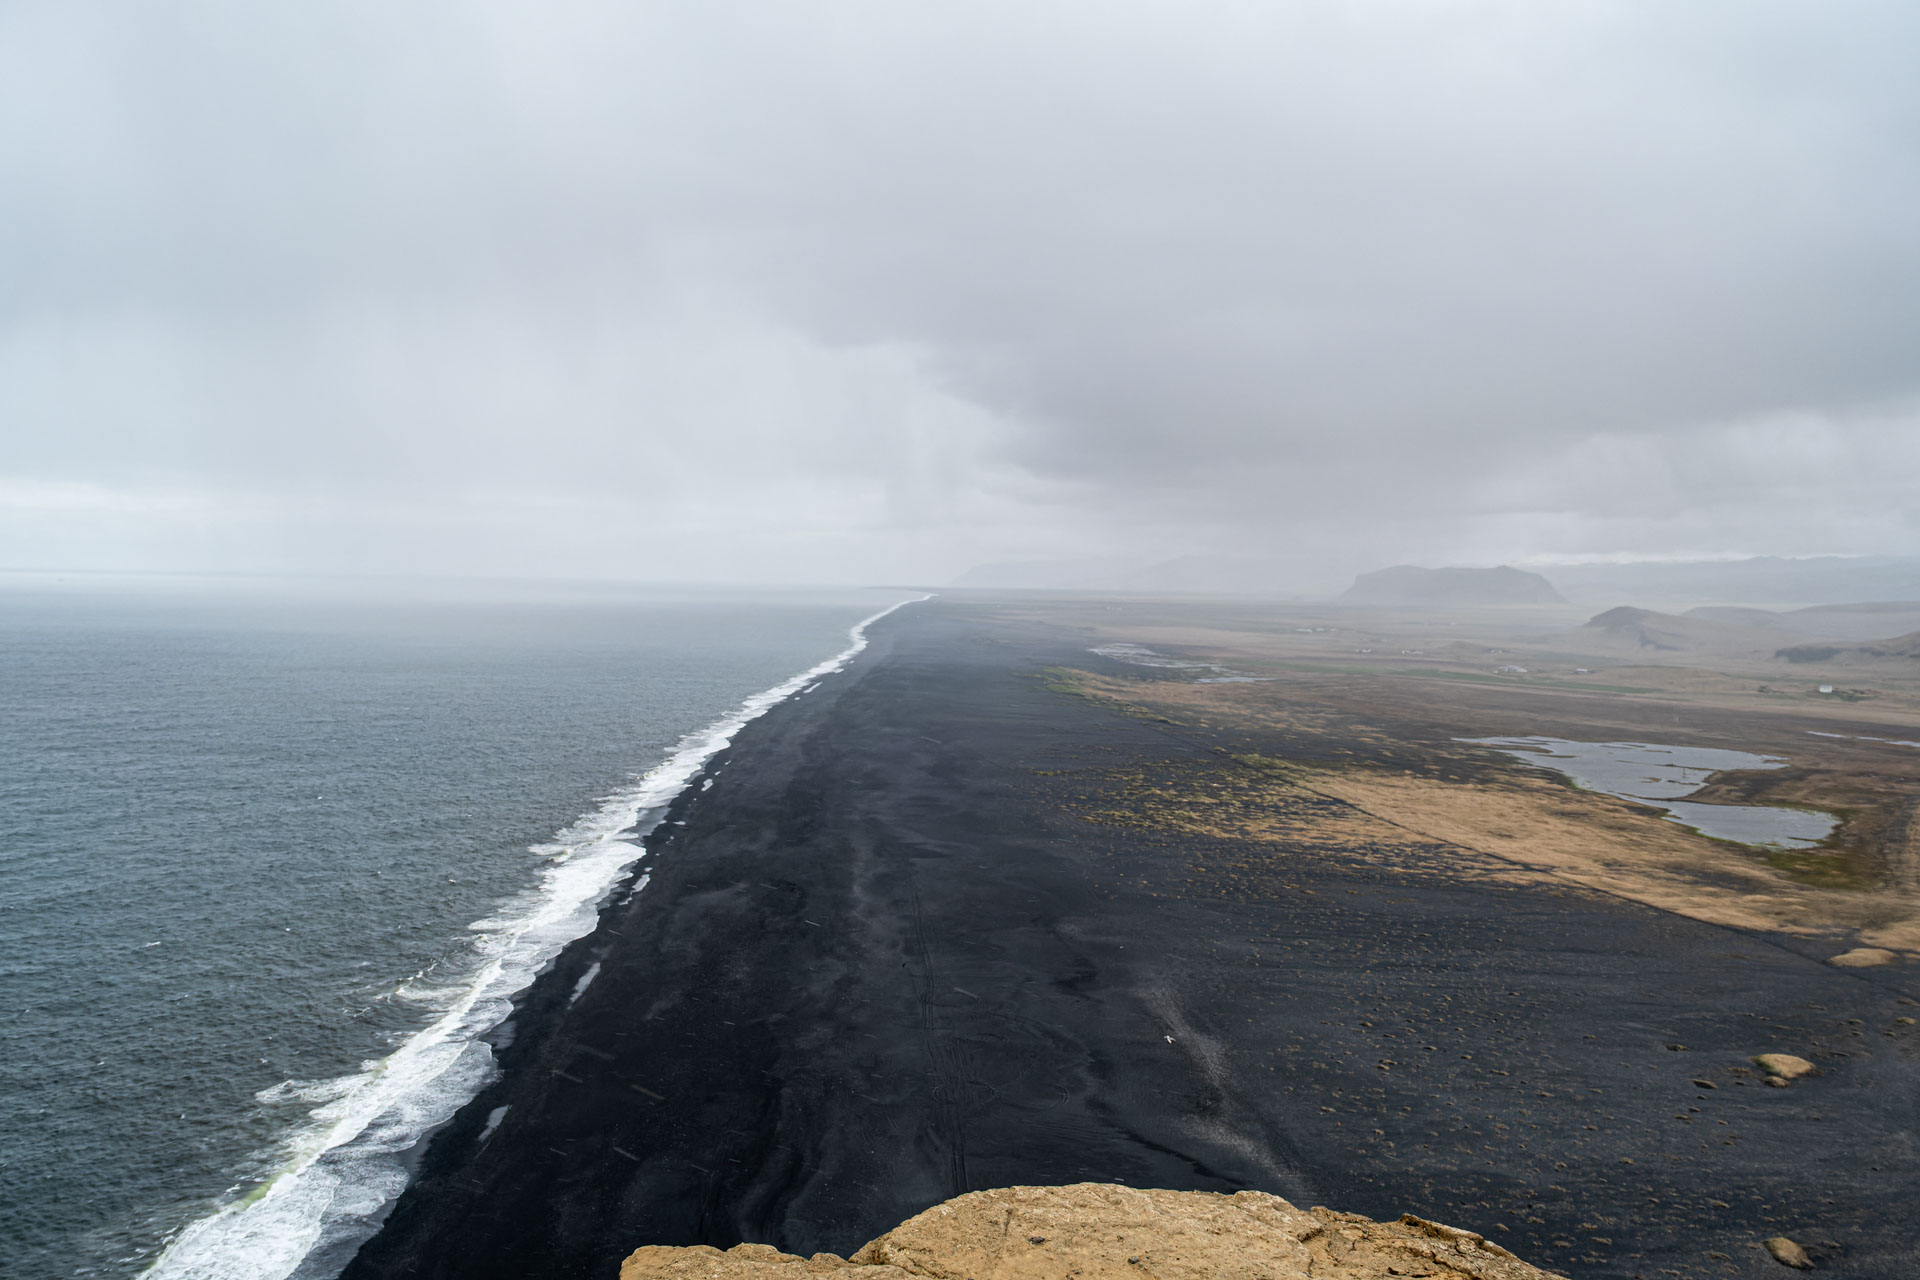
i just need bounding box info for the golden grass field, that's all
[1004,596,1920,956]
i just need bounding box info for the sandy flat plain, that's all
[1027,595,1920,952]
[344,596,1920,1280]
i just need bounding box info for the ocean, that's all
[0,576,912,1280]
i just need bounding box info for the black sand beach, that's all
[343,598,1920,1280]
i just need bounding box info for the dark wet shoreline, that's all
[342,598,1920,1280]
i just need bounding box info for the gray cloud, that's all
[3,0,1917,584]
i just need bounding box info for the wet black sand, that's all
[343,599,1920,1280]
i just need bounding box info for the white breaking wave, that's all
[143,594,926,1280]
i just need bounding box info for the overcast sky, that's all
[3,1,1917,588]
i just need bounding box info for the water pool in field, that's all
[1460,736,1837,849]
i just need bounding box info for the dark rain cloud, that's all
[2,1,1917,583]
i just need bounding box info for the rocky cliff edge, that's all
[619,1183,1565,1280]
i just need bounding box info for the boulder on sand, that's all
[619,1184,1565,1280]
[1828,947,1897,968]
[1764,1236,1814,1269]
[1752,1053,1818,1080]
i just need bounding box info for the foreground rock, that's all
[1764,1236,1815,1269]
[1752,1053,1819,1081]
[1827,947,1897,968]
[620,1184,1564,1280]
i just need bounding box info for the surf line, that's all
[142,593,930,1280]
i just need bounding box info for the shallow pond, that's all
[1460,736,1836,849]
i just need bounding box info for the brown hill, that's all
[1688,600,1920,641]
[1581,605,1693,650]
[1573,604,1786,656]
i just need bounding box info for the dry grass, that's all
[1047,663,1920,955]
[1307,766,1920,950]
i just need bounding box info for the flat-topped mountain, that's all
[1341,564,1564,606]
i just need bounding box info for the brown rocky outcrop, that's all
[619,1183,1566,1280]
[1752,1053,1819,1081]
[1827,947,1897,968]
[1763,1236,1815,1269]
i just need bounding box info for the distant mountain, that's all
[947,558,1144,590]
[1576,605,1757,653]
[1340,564,1564,606]
[1683,605,1802,629]
[948,555,1322,595]
[947,554,1920,606]
[1568,603,1920,662]
[1117,556,1302,594]
[1568,604,1882,660]
[1546,556,1920,607]
[1687,601,1920,641]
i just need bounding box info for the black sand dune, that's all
[343,599,1920,1280]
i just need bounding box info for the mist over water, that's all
[0,579,901,1280]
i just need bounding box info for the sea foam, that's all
[141,595,923,1280]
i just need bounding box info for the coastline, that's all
[141,597,920,1280]
[340,598,1920,1280]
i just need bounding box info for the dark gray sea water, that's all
[0,576,908,1280]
